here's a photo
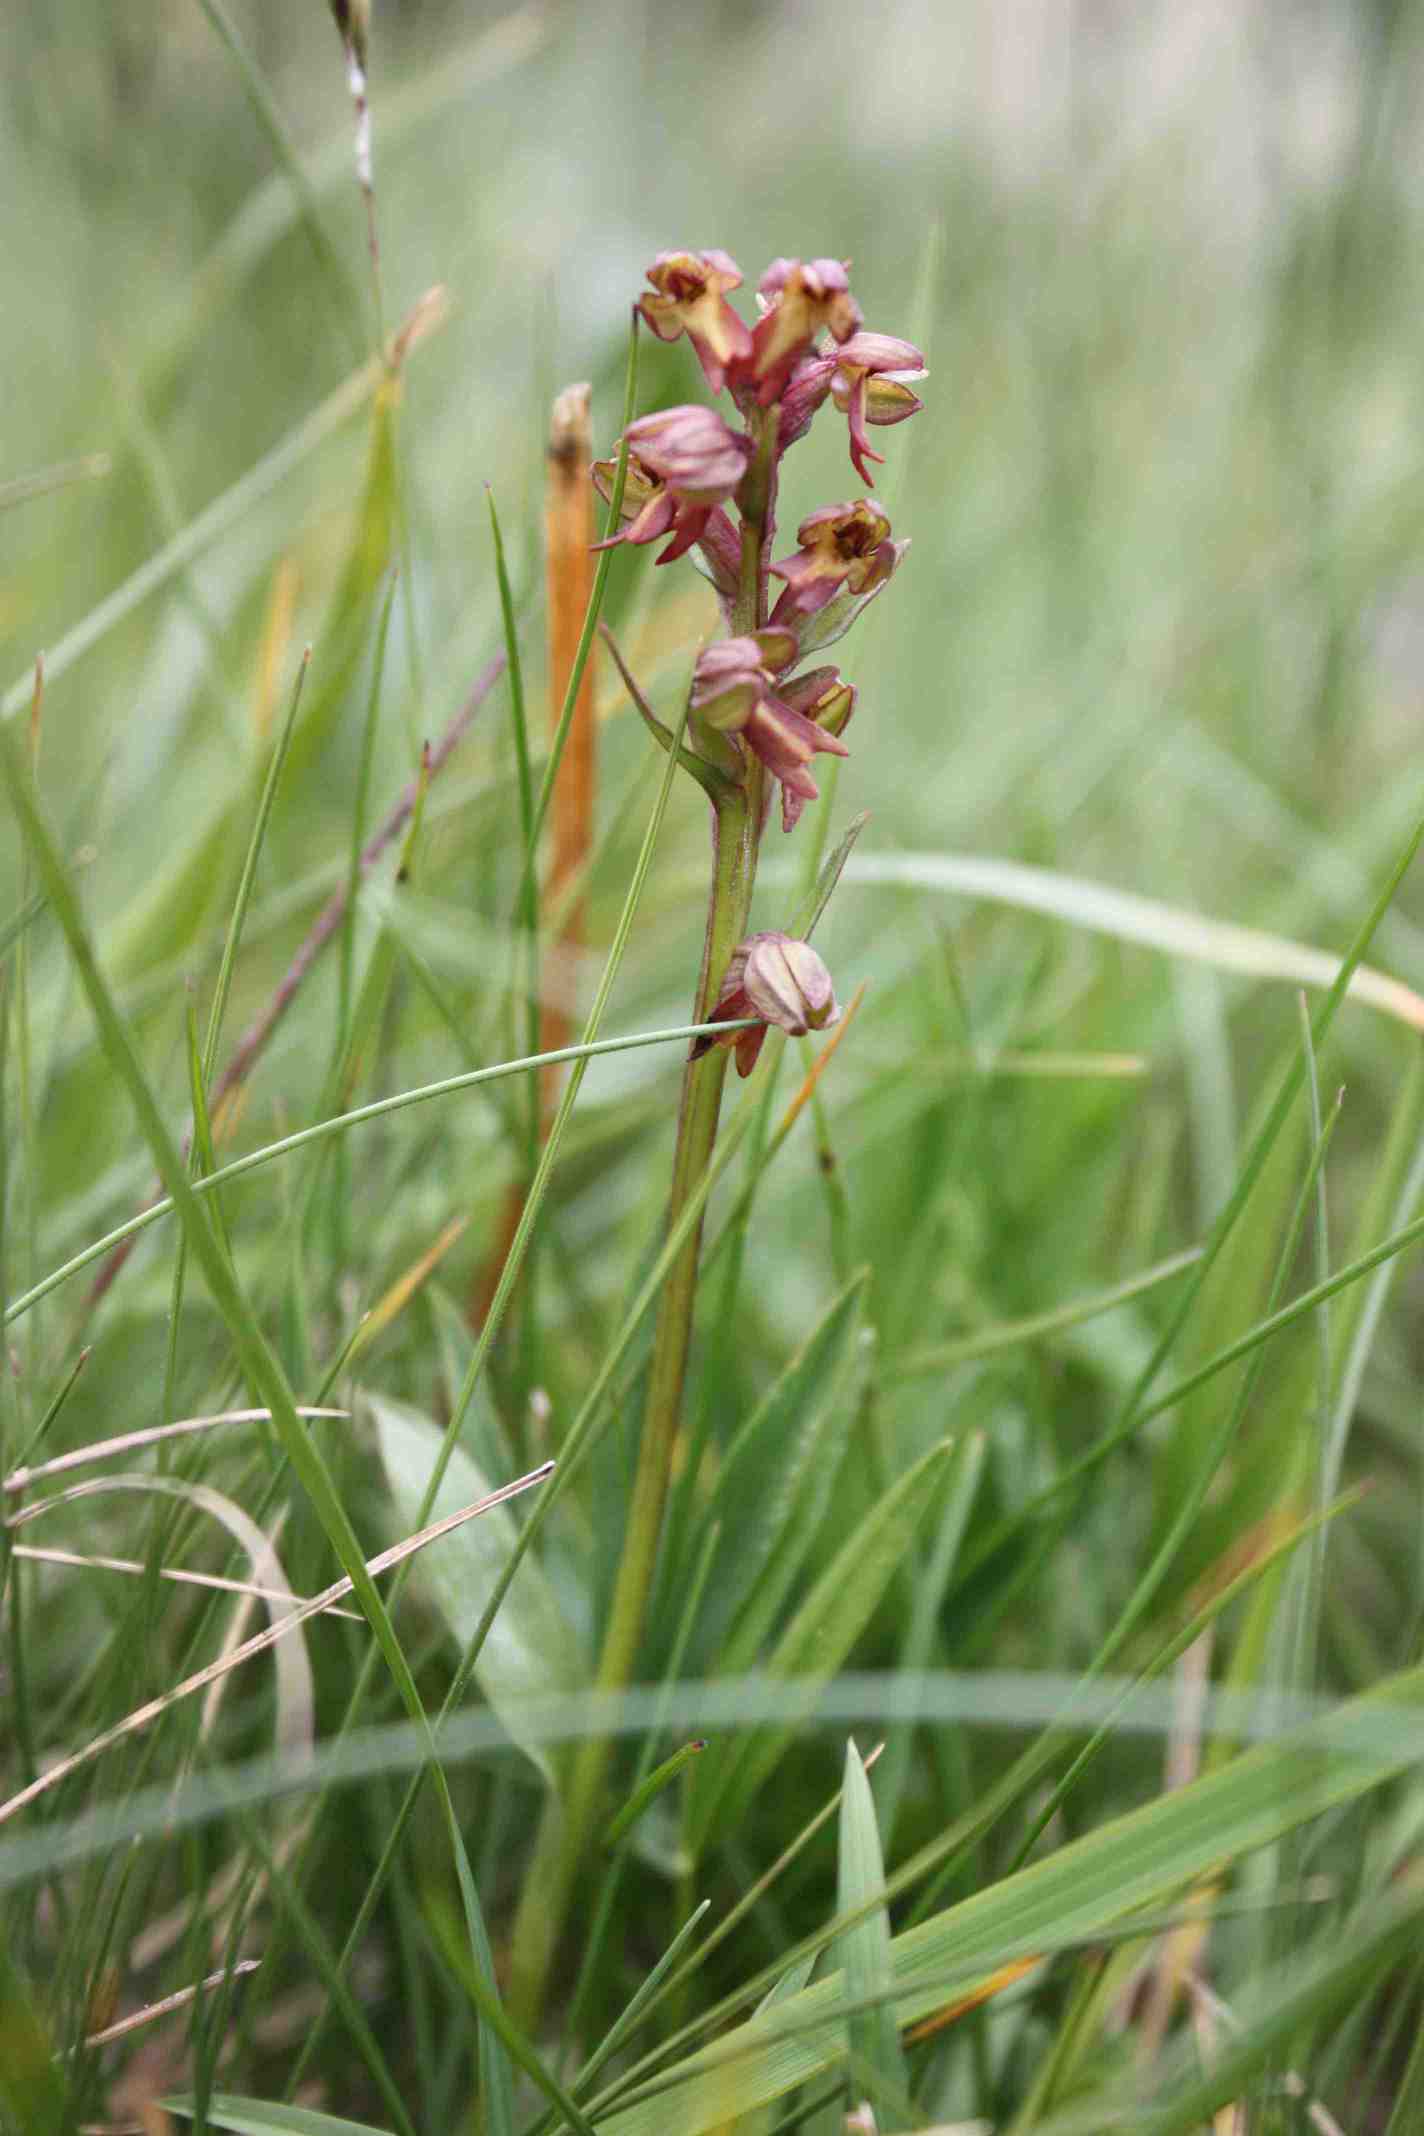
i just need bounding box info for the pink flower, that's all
[769,500,896,622]
[691,633,850,832]
[695,931,841,1076]
[592,404,751,567]
[828,332,926,484]
[637,251,754,394]
[749,258,863,404]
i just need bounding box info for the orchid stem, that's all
[506,405,779,2034]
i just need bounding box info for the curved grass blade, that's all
[4,1017,755,1325]
[829,849,1424,1033]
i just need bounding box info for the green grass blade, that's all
[702,1269,870,1661]
[335,586,395,1065]
[602,1741,707,1850]
[835,1739,906,2122]
[1031,1885,1424,2133]
[888,1248,1201,1379]
[571,1899,712,2105]
[167,2102,391,2135]
[486,482,541,1161]
[686,1438,958,1853]
[368,1391,584,1787]
[872,1429,985,1847]
[3,1018,754,1326]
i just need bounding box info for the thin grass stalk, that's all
[156,648,313,1465]
[467,480,539,1328]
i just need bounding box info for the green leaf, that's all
[686,1437,957,1852]
[793,556,904,658]
[836,1739,906,2122]
[594,1662,1424,2136]
[705,1269,869,1661]
[791,808,872,943]
[367,1391,586,1787]
[456,1849,517,2136]
[166,2100,391,2135]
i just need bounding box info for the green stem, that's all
[507,404,780,2032]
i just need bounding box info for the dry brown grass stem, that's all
[77,1959,261,2053]
[3,1406,346,1495]
[10,1545,363,1622]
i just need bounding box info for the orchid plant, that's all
[509,250,926,2026]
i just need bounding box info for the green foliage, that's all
[7,2,1424,2129]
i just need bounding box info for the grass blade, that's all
[836,1738,906,2123]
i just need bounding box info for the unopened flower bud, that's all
[743,933,840,1034]
[694,931,842,1077]
[637,251,753,394]
[777,351,838,453]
